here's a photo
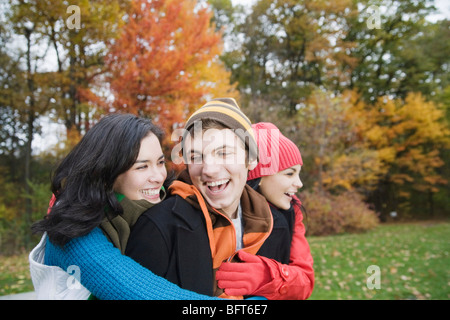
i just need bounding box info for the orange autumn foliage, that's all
[105,0,238,137]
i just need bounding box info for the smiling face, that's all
[113,133,167,204]
[258,164,303,210]
[185,128,257,218]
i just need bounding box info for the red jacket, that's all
[257,196,314,299]
[216,195,314,300]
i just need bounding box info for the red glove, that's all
[216,250,272,296]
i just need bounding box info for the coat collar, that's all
[169,180,273,262]
[170,193,205,231]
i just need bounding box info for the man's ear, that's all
[247,158,258,171]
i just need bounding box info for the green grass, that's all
[0,253,34,296]
[1,221,449,299]
[308,221,450,300]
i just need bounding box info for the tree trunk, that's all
[24,26,36,248]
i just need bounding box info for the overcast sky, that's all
[231,0,449,20]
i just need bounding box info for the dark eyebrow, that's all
[189,145,235,155]
[135,154,165,163]
[218,145,235,151]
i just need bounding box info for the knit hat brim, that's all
[247,122,302,180]
[183,98,258,162]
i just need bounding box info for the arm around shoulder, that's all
[45,227,214,300]
[125,212,171,278]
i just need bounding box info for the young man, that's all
[126,98,292,298]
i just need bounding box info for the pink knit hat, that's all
[247,122,303,180]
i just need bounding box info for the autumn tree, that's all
[257,86,449,220]
[271,89,384,195]
[1,0,127,250]
[0,37,26,183]
[106,0,238,138]
[297,90,449,219]
[6,3,57,246]
[362,93,450,219]
[344,0,447,102]
[8,0,127,135]
[222,0,357,115]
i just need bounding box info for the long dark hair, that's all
[32,114,165,247]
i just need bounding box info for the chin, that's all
[277,201,291,210]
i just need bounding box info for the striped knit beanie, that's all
[183,98,258,161]
[247,122,303,180]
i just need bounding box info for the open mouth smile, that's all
[140,188,160,199]
[205,179,230,194]
[284,192,295,198]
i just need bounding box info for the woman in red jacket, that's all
[216,122,314,300]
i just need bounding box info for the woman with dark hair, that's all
[29,113,215,299]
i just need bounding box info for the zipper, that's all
[211,207,237,262]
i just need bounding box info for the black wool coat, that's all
[125,195,293,296]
